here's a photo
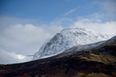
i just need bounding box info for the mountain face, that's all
[33,28,110,59]
[0,36,116,77]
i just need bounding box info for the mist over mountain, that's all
[0,50,32,64]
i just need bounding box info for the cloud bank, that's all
[0,17,63,64]
[0,23,63,55]
[71,18,116,36]
[0,50,31,64]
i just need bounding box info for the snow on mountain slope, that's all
[33,28,110,59]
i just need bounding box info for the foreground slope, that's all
[0,36,116,77]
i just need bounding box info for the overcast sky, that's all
[0,0,116,64]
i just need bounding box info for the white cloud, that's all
[0,49,32,64]
[71,17,116,36]
[0,23,63,56]
[0,16,63,64]
[64,8,78,16]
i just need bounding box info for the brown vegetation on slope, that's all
[79,53,116,64]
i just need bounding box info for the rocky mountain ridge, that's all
[33,28,110,59]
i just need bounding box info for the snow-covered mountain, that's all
[33,28,110,59]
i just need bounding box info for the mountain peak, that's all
[33,28,110,59]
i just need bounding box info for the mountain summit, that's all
[33,28,109,59]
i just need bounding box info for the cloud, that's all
[64,8,78,16]
[0,22,63,64]
[71,17,116,36]
[0,16,41,29]
[0,19,63,56]
[0,49,32,64]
